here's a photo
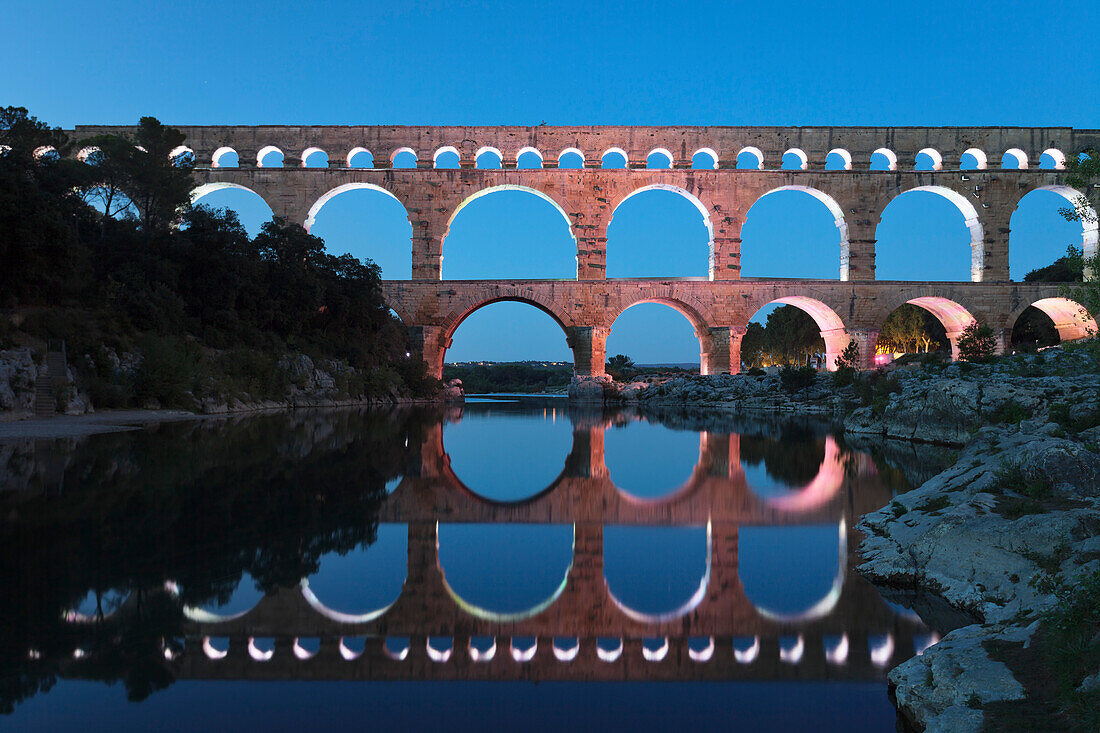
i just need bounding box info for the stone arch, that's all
[886,186,985,281]
[189,181,272,211]
[211,146,238,167]
[881,295,979,360]
[741,521,846,622]
[744,186,851,280]
[76,146,99,163]
[433,145,461,168]
[168,145,194,163]
[825,148,852,170]
[737,146,764,169]
[1003,148,1029,169]
[1021,185,1099,265]
[745,435,846,512]
[782,148,808,170]
[604,522,711,624]
[475,146,503,168]
[300,146,327,167]
[871,147,898,171]
[557,147,585,166]
[256,145,283,167]
[601,146,628,167]
[915,148,943,170]
[33,145,57,161]
[740,294,849,370]
[961,148,988,169]
[1008,297,1096,343]
[442,291,573,343]
[304,182,410,232]
[516,146,543,167]
[346,146,372,167]
[390,146,417,167]
[1040,148,1067,170]
[609,183,715,276]
[692,147,719,169]
[646,147,674,168]
[607,292,718,372]
[444,183,576,256]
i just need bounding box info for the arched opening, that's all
[876,187,984,281]
[189,182,274,238]
[602,147,627,169]
[741,299,840,369]
[1011,298,1096,348]
[891,296,978,361]
[646,148,673,169]
[168,145,195,167]
[189,571,264,620]
[437,523,574,620]
[740,428,826,498]
[960,148,988,170]
[475,146,502,169]
[740,523,845,621]
[825,149,852,170]
[604,525,709,621]
[33,145,58,161]
[606,186,712,278]
[434,146,461,169]
[1002,149,1029,169]
[257,145,284,168]
[874,303,950,364]
[1011,186,1098,281]
[736,147,764,170]
[443,187,576,279]
[782,148,808,170]
[870,148,897,171]
[606,302,705,374]
[301,147,328,168]
[347,147,374,168]
[692,148,718,169]
[1039,149,1066,170]
[391,147,417,168]
[212,146,238,168]
[517,147,543,169]
[443,403,572,501]
[741,186,848,279]
[305,183,413,279]
[558,148,584,169]
[605,421,700,499]
[914,148,943,171]
[303,523,407,622]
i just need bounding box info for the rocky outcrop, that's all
[0,349,39,416]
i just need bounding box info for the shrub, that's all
[995,461,1053,501]
[133,336,201,407]
[957,321,998,362]
[989,400,1034,425]
[746,367,766,377]
[779,364,816,392]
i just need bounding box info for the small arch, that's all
[558,147,585,168]
[646,147,673,169]
[1039,148,1067,170]
[736,146,764,170]
[301,147,328,168]
[915,148,943,171]
[960,148,988,170]
[434,145,461,169]
[33,145,58,161]
[516,146,544,168]
[211,146,238,168]
[76,146,100,163]
[825,148,852,170]
[346,147,374,168]
[691,147,718,169]
[168,145,195,166]
[390,147,418,168]
[782,148,808,170]
[601,147,628,169]
[1002,148,1029,169]
[475,146,503,169]
[870,148,898,171]
[256,145,283,167]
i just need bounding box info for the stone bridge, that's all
[64,125,1100,374]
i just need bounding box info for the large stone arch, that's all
[880,186,985,282]
[1007,296,1097,343]
[1016,185,1099,278]
[737,292,850,371]
[743,186,851,280]
[605,290,719,373]
[303,182,410,233]
[188,182,274,219]
[874,292,982,360]
[609,184,715,279]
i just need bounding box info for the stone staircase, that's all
[33,341,68,417]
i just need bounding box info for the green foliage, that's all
[779,364,817,392]
[1049,402,1100,435]
[739,321,767,368]
[832,339,860,385]
[956,320,997,362]
[1032,568,1100,729]
[746,366,766,377]
[605,353,636,381]
[853,370,902,415]
[994,460,1054,503]
[878,304,948,354]
[133,337,201,407]
[1024,245,1084,282]
[764,306,825,366]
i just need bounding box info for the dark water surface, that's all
[0,401,956,731]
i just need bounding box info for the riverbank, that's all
[626,344,1100,731]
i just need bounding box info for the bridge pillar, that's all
[409,325,448,379]
[411,217,443,280]
[840,328,879,370]
[577,231,607,279]
[564,426,608,478]
[567,326,609,377]
[711,236,741,280]
[701,327,734,375]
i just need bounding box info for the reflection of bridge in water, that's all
[177,408,936,683]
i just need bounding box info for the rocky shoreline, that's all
[608,346,1100,731]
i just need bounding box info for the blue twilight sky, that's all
[4,0,1097,364]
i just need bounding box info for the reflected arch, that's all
[740,522,846,622]
[605,420,702,501]
[876,186,985,281]
[741,186,849,280]
[442,185,577,279]
[604,524,710,622]
[741,434,845,512]
[437,523,574,621]
[302,523,408,623]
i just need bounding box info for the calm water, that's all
[0,401,958,731]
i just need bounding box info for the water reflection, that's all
[0,402,959,719]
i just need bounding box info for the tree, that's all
[764,306,824,365]
[605,354,635,381]
[739,321,766,368]
[832,338,861,386]
[1059,149,1100,321]
[957,321,997,361]
[1024,245,1084,282]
